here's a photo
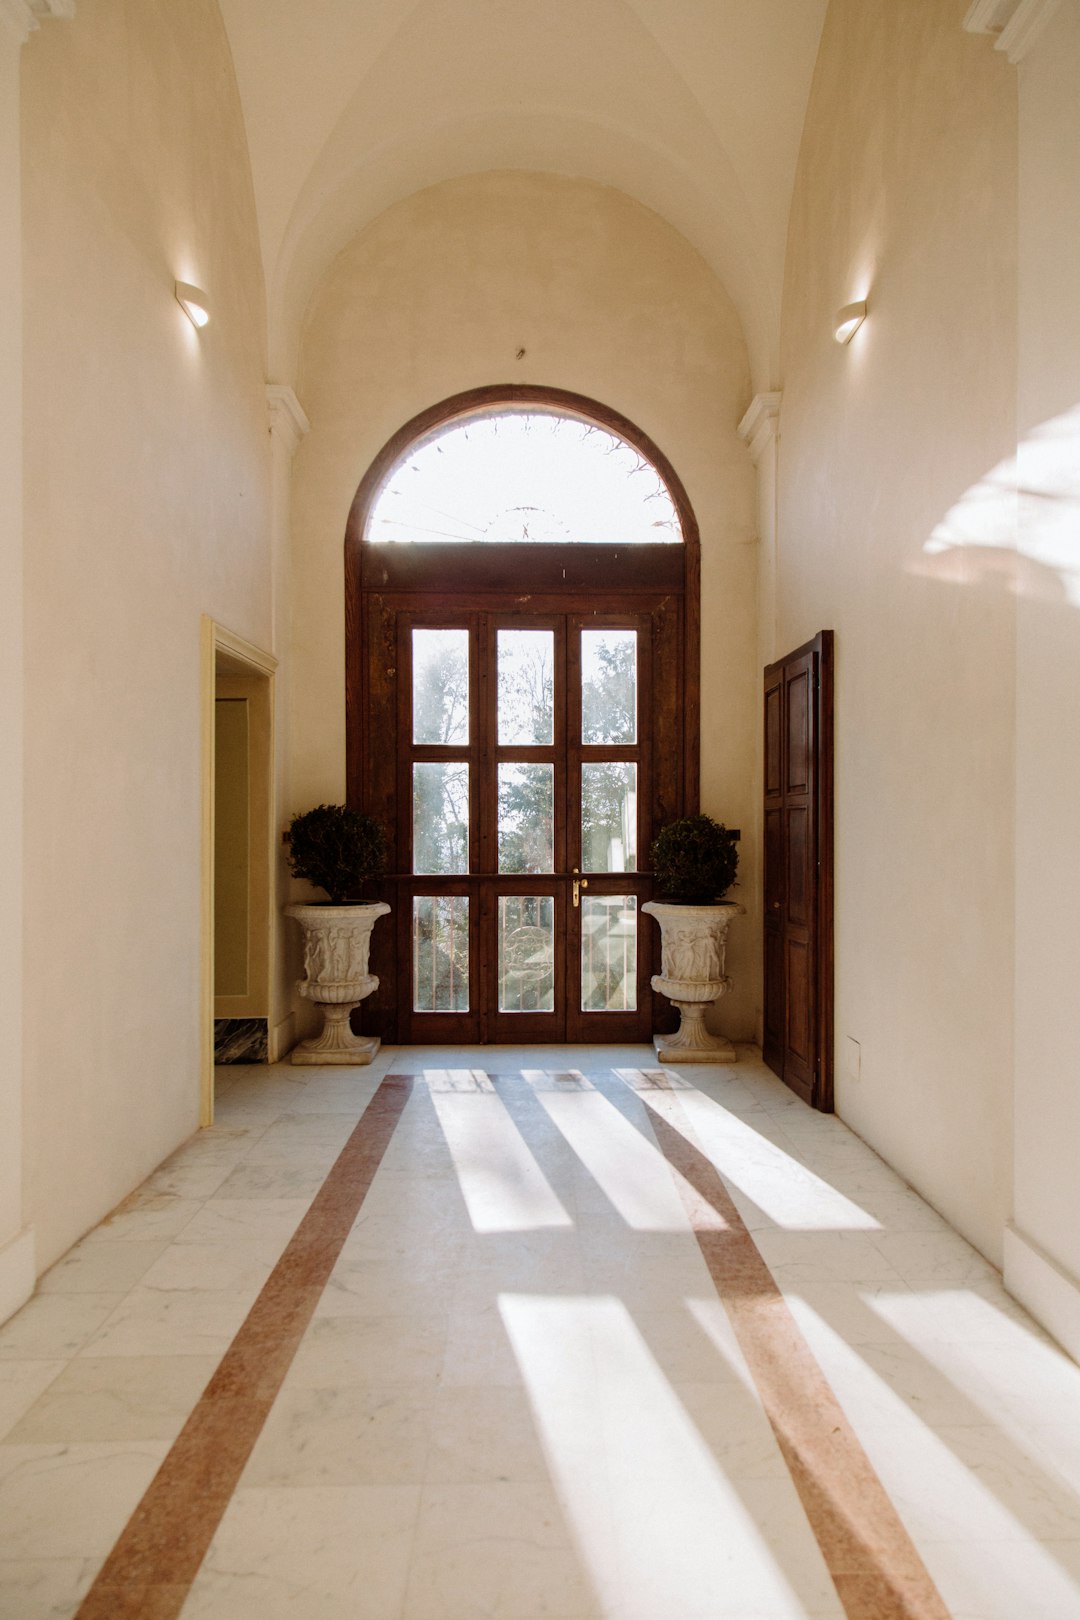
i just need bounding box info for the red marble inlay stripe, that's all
[74,1074,413,1620]
[636,1086,952,1620]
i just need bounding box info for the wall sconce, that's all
[834,300,866,345]
[175,281,210,329]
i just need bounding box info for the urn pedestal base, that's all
[291,1002,381,1066]
[653,1000,737,1064]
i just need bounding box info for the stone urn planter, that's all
[285,902,390,1065]
[642,900,745,1063]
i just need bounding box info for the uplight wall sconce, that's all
[175,281,210,329]
[834,300,867,345]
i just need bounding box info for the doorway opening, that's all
[346,387,700,1045]
[200,620,277,1123]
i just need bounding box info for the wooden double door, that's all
[352,543,694,1044]
[763,631,834,1109]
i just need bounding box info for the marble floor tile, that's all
[170,1198,310,1260]
[140,1160,236,1201]
[243,1382,435,1487]
[752,1228,910,1286]
[441,1298,530,1388]
[208,1159,329,1200]
[36,1238,173,1296]
[285,1075,386,1113]
[870,1228,1001,1286]
[136,1240,275,1295]
[4,1355,217,1444]
[921,1535,1080,1620]
[80,1284,257,1359]
[0,1362,65,1441]
[0,1442,167,1558]
[286,1311,450,1389]
[0,1556,97,1620]
[157,1123,271,1165]
[402,1481,598,1620]
[317,1266,455,1321]
[80,1196,202,1246]
[425,1384,552,1484]
[181,1484,420,1620]
[0,1295,125,1362]
[673,1380,792,1479]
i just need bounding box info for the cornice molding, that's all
[963,0,1060,63]
[737,392,781,465]
[266,384,310,456]
[0,0,73,45]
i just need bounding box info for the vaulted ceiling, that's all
[218,0,828,387]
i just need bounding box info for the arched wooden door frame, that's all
[344,384,701,1044]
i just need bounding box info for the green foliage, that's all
[650,814,738,904]
[286,804,387,904]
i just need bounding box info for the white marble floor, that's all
[0,1046,1079,1619]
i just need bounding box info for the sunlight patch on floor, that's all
[499,1291,838,1618]
[430,1087,573,1233]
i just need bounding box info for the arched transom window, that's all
[365,409,683,546]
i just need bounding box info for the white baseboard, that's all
[0,1226,35,1327]
[1004,1221,1080,1365]
[269,1011,296,1063]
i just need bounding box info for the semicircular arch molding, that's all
[270,117,775,389]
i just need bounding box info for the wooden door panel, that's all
[785,937,812,1065]
[785,667,811,793]
[765,683,782,796]
[785,806,810,929]
[763,926,785,1068]
[764,808,785,911]
[763,632,833,1110]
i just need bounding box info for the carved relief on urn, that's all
[642,901,744,1063]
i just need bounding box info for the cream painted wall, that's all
[289,172,759,1038]
[1012,1,1080,1290]
[21,0,272,1269]
[0,20,32,1319]
[776,0,1018,1261]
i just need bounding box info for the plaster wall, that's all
[0,23,31,1316]
[289,172,760,1038]
[21,0,272,1269]
[1011,1,1080,1288]
[776,0,1018,1260]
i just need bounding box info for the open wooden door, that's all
[763,631,833,1109]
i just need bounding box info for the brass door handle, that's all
[572,869,589,908]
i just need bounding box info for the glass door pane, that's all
[413,762,469,873]
[413,897,469,1011]
[497,630,554,743]
[581,895,637,1012]
[498,896,555,1012]
[498,764,554,873]
[412,628,469,743]
[581,762,637,872]
[581,629,637,743]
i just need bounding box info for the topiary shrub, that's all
[285,804,387,904]
[649,813,738,904]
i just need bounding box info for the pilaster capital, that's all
[737,392,781,466]
[266,384,310,457]
[0,0,73,45]
[963,0,1060,64]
